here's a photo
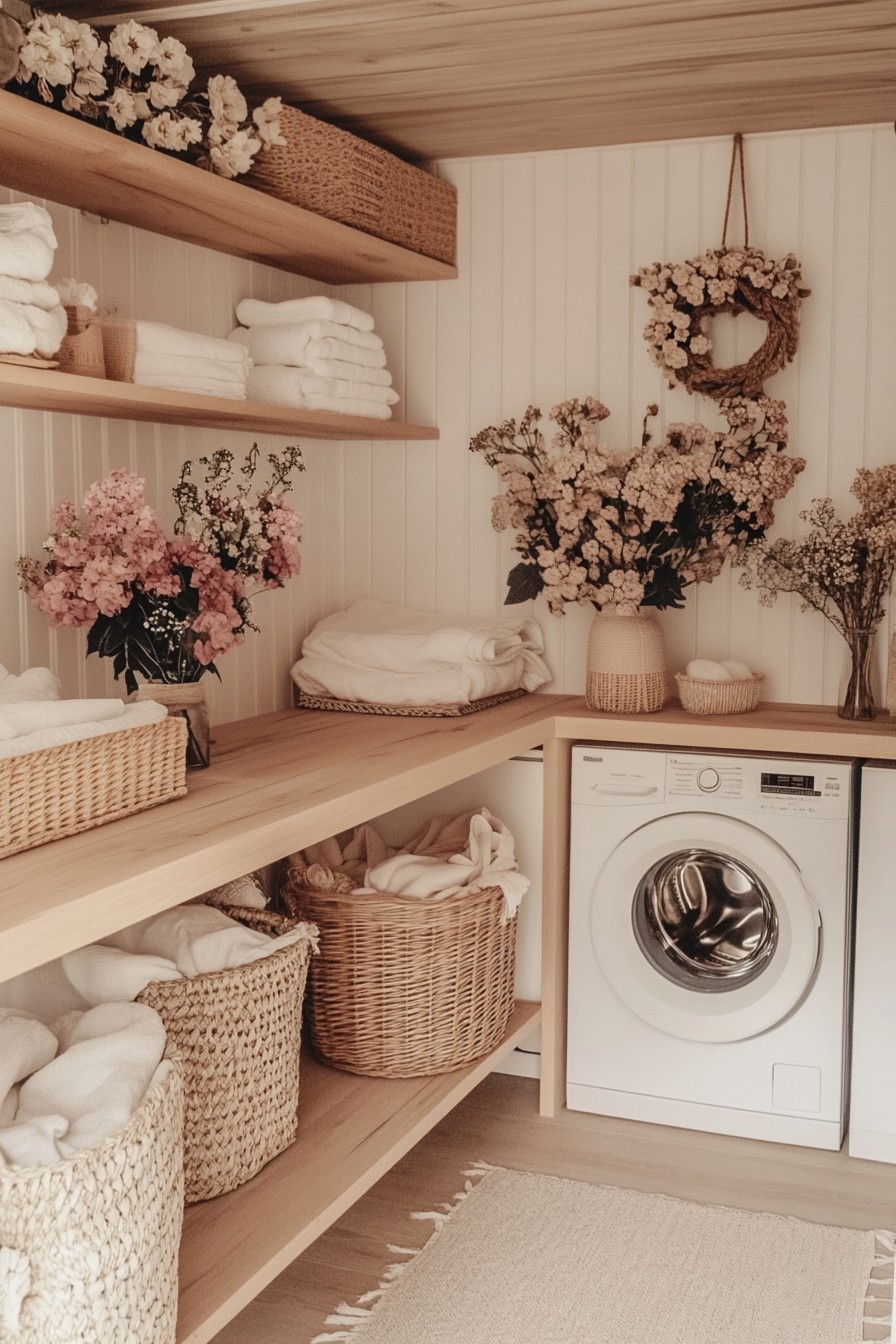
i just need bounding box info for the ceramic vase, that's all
[585,609,667,714]
[135,681,211,768]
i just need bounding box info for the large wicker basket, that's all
[136,905,315,1203]
[245,104,457,265]
[0,716,188,860]
[0,1055,184,1344]
[282,868,518,1078]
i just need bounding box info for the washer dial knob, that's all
[697,767,721,793]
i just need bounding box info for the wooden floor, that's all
[210,1072,896,1343]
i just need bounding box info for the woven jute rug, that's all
[312,1164,894,1344]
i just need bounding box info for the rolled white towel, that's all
[248,365,399,408]
[0,275,63,311]
[0,202,57,282]
[686,659,732,680]
[0,663,61,702]
[720,659,755,679]
[301,357,395,386]
[236,295,376,332]
[0,698,125,739]
[229,320,384,366]
[305,336,386,368]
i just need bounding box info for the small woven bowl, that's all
[674,672,764,715]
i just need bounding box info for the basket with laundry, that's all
[0,662,187,860]
[291,598,552,715]
[281,807,527,1078]
[0,876,318,1213]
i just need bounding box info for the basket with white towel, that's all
[291,598,552,713]
[0,203,67,362]
[231,295,400,420]
[0,1002,184,1344]
[282,808,524,1078]
[99,317,250,399]
[0,663,187,859]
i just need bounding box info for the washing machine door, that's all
[590,812,820,1043]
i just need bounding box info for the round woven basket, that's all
[136,905,314,1203]
[282,870,518,1079]
[0,1055,184,1344]
[675,672,764,715]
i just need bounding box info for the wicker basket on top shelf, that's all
[245,104,457,266]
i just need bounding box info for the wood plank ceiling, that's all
[54,0,896,162]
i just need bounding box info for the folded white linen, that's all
[305,336,386,368]
[292,651,537,705]
[0,1003,168,1169]
[0,1010,58,1128]
[0,295,67,357]
[300,392,393,419]
[0,697,124,739]
[300,599,551,675]
[61,945,182,1006]
[0,663,61,702]
[0,202,57,282]
[229,320,384,365]
[361,808,529,919]
[123,904,313,976]
[134,352,251,383]
[130,320,252,366]
[236,295,375,332]
[301,358,395,386]
[131,372,248,400]
[0,699,166,761]
[248,365,398,406]
[0,275,62,311]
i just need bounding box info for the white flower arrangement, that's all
[10,11,285,178]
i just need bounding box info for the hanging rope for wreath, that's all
[630,134,810,402]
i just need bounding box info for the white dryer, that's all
[567,745,856,1148]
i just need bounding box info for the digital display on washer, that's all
[760,771,820,796]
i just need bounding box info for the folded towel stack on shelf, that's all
[100,317,251,399]
[291,598,552,707]
[231,295,400,420]
[0,203,67,360]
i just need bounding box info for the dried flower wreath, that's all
[630,135,810,402]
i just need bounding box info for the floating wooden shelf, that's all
[0,362,439,440]
[0,90,457,285]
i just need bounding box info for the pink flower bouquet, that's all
[17,444,304,694]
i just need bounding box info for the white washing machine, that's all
[567,744,857,1149]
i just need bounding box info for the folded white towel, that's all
[130,320,252,366]
[0,295,67,357]
[0,663,61,703]
[0,202,57,282]
[292,651,538,705]
[301,357,395,386]
[0,699,166,761]
[0,697,125,739]
[229,320,384,366]
[301,392,393,419]
[305,337,386,369]
[0,275,62,311]
[131,372,248,400]
[236,295,376,332]
[247,365,399,409]
[0,1003,168,1169]
[134,353,251,383]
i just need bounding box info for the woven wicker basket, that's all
[56,303,105,378]
[0,1055,184,1344]
[97,317,137,382]
[245,104,457,265]
[0,716,188,860]
[675,672,764,715]
[282,868,518,1078]
[137,905,315,1203]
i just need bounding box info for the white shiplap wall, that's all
[3,122,895,725]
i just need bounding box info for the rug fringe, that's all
[863,1229,895,1342]
[309,1163,494,1344]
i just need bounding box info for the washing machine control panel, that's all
[666,755,852,818]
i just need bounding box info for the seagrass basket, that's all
[675,672,764,715]
[0,1054,184,1344]
[56,303,105,378]
[282,867,518,1078]
[245,104,457,265]
[0,716,187,860]
[136,905,315,1203]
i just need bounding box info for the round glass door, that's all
[632,849,779,993]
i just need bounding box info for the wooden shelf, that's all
[177,1006,540,1344]
[0,363,439,440]
[0,91,457,285]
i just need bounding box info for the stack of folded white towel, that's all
[0,901,316,1169]
[0,202,67,360]
[0,662,167,761]
[291,599,552,707]
[104,318,251,399]
[230,296,400,420]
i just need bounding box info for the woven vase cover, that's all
[586,610,667,714]
[0,1058,184,1344]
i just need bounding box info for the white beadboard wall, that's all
[3,122,895,726]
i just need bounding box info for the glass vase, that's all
[585,609,667,714]
[135,681,211,768]
[838,627,876,721]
